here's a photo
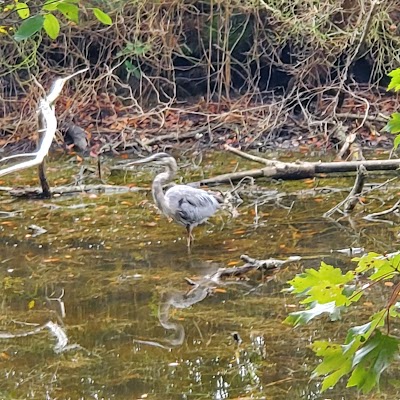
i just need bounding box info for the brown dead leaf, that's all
[142,222,157,227]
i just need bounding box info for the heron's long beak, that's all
[124,154,158,167]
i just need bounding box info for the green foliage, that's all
[286,262,355,306]
[15,2,30,19]
[117,41,152,79]
[92,8,112,26]
[2,0,112,41]
[285,253,400,393]
[387,68,400,92]
[43,13,60,39]
[14,15,45,41]
[386,69,400,146]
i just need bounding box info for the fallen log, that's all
[192,157,400,186]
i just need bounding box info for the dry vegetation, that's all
[1,0,400,151]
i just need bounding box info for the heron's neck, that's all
[152,165,177,214]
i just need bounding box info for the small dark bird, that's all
[127,153,221,247]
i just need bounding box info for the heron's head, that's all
[126,152,177,170]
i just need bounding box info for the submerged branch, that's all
[0,184,146,197]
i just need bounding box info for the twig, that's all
[223,144,275,165]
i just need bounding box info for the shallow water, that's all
[0,151,399,399]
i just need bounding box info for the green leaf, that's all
[347,332,399,393]
[354,252,385,273]
[92,8,112,25]
[43,13,60,39]
[14,15,44,41]
[311,341,353,391]
[356,252,400,281]
[285,262,355,306]
[388,68,400,92]
[310,310,387,392]
[43,1,60,11]
[284,301,339,327]
[57,3,79,23]
[43,0,80,10]
[117,41,151,57]
[384,113,400,135]
[15,2,30,19]
[394,135,400,150]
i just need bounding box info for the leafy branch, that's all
[0,0,112,41]
[384,68,400,147]
[284,253,400,393]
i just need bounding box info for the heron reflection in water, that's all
[127,153,222,247]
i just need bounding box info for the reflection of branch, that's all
[363,199,400,223]
[0,321,80,353]
[0,68,88,178]
[133,254,301,349]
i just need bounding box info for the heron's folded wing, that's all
[165,186,220,226]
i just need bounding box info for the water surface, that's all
[0,151,398,399]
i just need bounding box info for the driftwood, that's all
[207,254,302,281]
[187,145,400,186]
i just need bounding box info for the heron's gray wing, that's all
[165,185,220,227]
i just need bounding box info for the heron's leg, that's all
[186,226,194,247]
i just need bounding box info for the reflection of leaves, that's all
[286,262,355,306]
[2,276,25,294]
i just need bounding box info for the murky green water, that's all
[0,151,399,399]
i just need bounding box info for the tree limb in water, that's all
[190,145,400,186]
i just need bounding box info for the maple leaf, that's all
[355,252,400,280]
[286,262,355,306]
[284,301,340,327]
[387,68,400,92]
[384,113,400,135]
[347,332,399,393]
[311,310,388,392]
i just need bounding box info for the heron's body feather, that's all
[163,185,220,228]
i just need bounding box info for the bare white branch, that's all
[0,67,89,178]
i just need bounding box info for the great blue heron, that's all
[127,153,221,247]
